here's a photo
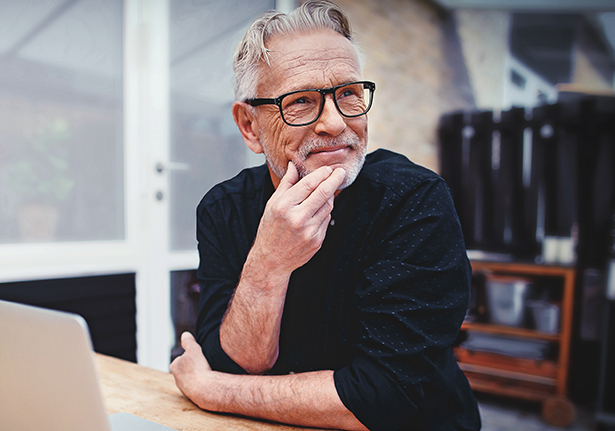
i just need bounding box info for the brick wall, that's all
[334,1,614,172]
[337,0,474,173]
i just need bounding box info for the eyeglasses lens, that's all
[281,91,321,126]
[281,83,371,126]
[335,83,370,116]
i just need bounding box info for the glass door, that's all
[167,0,273,252]
[0,0,279,370]
[0,0,124,245]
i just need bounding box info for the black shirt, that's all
[195,149,481,431]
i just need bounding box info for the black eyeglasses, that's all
[245,81,375,127]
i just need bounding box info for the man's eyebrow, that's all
[278,84,310,94]
[280,80,362,94]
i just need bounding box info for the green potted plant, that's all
[5,118,75,241]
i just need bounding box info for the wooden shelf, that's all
[463,372,556,402]
[454,347,558,380]
[460,362,556,386]
[459,260,576,403]
[461,321,560,342]
[470,260,575,278]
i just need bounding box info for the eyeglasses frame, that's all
[244,80,376,127]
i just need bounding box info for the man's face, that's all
[251,30,368,189]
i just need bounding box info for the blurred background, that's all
[1,0,614,428]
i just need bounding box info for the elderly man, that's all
[170,1,481,430]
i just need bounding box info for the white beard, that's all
[262,129,367,190]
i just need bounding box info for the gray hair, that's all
[233,0,356,102]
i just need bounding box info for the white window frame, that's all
[0,0,293,372]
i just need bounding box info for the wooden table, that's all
[95,354,325,431]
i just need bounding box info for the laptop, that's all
[0,299,177,431]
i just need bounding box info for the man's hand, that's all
[170,332,367,431]
[219,163,346,374]
[251,162,346,277]
[170,332,212,405]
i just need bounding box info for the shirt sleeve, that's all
[194,200,249,375]
[333,178,473,431]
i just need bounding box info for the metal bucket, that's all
[485,275,531,327]
[527,300,560,333]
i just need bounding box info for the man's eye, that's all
[338,87,360,100]
[285,94,317,108]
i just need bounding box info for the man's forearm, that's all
[172,327,366,430]
[218,165,344,374]
[187,368,367,431]
[219,249,290,374]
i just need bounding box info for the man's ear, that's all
[232,101,263,154]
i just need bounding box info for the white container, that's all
[485,275,531,327]
[527,301,560,333]
[542,236,576,264]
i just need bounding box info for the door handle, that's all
[155,162,190,174]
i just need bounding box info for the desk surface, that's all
[96,354,325,431]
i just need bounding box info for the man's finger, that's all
[302,167,346,215]
[276,161,299,193]
[312,193,336,224]
[180,331,198,351]
[283,165,336,203]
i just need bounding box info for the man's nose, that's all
[313,95,346,136]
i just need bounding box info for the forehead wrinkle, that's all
[268,53,361,93]
[256,31,361,97]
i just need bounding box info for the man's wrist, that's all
[241,245,292,292]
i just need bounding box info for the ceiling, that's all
[432,0,615,12]
[432,0,615,67]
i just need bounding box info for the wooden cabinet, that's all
[456,260,576,426]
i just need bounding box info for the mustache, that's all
[297,132,360,161]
